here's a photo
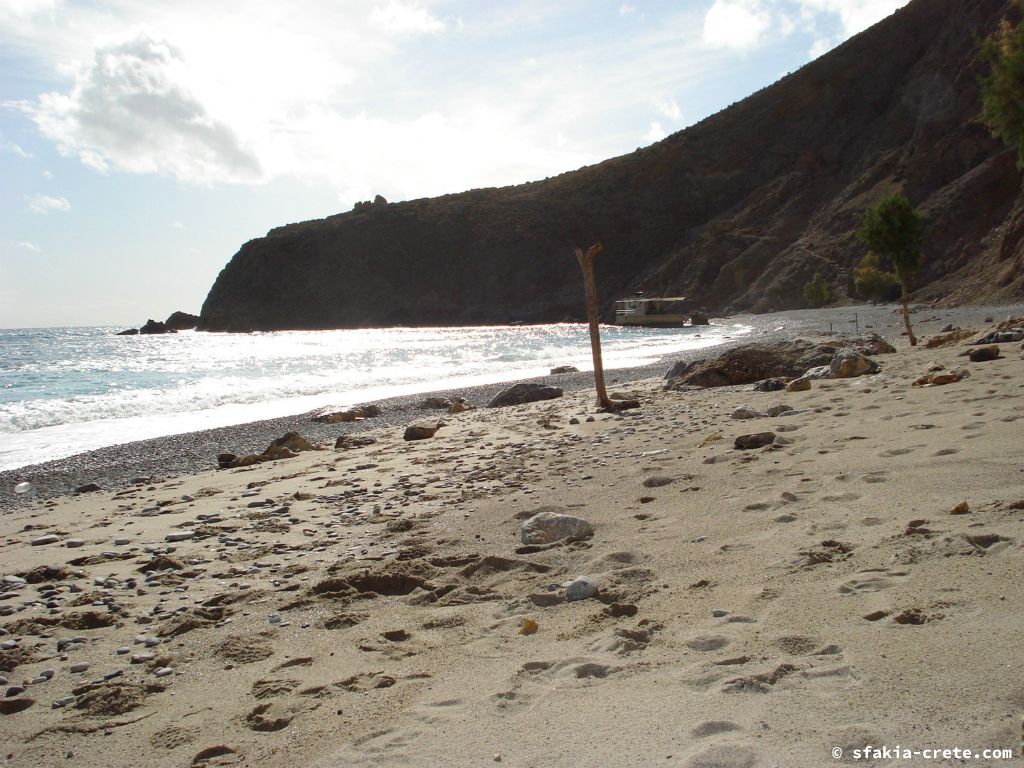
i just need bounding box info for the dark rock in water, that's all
[196,1,1024,331]
[139,319,173,335]
[550,365,579,375]
[164,311,200,331]
[404,422,441,441]
[75,483,101,494]
[690,311,710,326]
[487,383,563,408]
[116,328,139,336]
[968,345,1000,362]
[735,432,777,450]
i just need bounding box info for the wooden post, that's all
[575,242,613,410]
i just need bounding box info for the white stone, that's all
[521,512,594,545]
[564,576,599,602]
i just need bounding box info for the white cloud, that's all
[0,0,55,22]
[808,35,837,59]
[24,31,261,184]
[798,0,906,38]
[368,1,445,35]
[16,241,42,252]
[645,121,667,143]
[25,193,69,213]
[619,4,636,16]
[703,0,773,49]
[1,139,33,158]
[654,97,682,122]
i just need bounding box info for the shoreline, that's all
[2,302,1021,510]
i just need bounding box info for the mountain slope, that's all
[199,0,1024,331]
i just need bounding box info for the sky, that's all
[0,0,909,328]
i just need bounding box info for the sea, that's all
[0,322,750,472]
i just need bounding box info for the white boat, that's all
[613,296,709,327]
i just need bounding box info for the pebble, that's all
[564,576,599,602]
[712,609,729,617]
[70,663,89,673]
[165,531,195,542]
[53,695,77,708]
[5,685,26,697]
[64,538,86,548]
[131,652,155,663]
[154,667,174,677]
[115,646,130,655]
[30,534,60,546]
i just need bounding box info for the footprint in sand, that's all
[273,656,313,671]
[862,472,890,484]
[772,635,820,655]
[933,447,960,456]
[691,721,742,738]
[822,491,860,503]
[683,744,759,768]
[800,663,861,690]
[149,724,200,750]
[251,678,300,699]
[838,569,908,595]
[686,634,731,652]
[879,447,915,457]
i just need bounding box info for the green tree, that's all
[858,192,924,346]
[803,272,830,308]
[853,252,900,302]
[979,2,1024,166]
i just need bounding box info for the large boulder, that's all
[164,311,200,331]
[263,432,317,458]
[488,383,563,408]
[829,348,879,378]
[665,334,892,389]
[404,422,441,441]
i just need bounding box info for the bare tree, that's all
[575,242,613,409]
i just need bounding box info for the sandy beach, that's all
[2,304,1023,767]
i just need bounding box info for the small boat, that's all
[614,296,709,327]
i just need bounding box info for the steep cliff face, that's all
[199,0,1024,332]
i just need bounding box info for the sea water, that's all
[0,322,749,471]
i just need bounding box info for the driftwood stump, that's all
[575,243,611,409]
[575,243,640,412]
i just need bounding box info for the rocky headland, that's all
[198,0,1024,332]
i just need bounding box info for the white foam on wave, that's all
[0,322,749,471]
